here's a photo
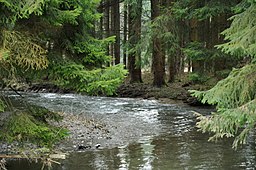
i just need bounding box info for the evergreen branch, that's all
[195,99,256,149]
[190,64,256,109]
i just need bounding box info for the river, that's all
[3,92,256,170]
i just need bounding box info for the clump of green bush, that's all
[188,72,209,84]
[50,63,127,96]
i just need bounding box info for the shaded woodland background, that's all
[0,0,256,149]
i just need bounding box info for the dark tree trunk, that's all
[113,1,120,64]
[128,0,142,83]
[103,0,110,56]
[190,19,205,73]
[98,2,104,39]
[168,55,176,83]
[123,2,128,68]
[151,0,165,87]
[110,1,115,64]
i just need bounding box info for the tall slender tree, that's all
[103,0,110,56]
[128,0,143,83]
[123,2,128,68]
[113,1,121,64]
[151,0,165,87]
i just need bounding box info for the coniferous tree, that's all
[123,2,128,68]
[191,1,256,149]
[151,0,166,87]
[113,1,121,64]
[128,0,143,83]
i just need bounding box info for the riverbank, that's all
[7,74,212,106]
[0,73,214,164]
[0,111,112,153]
[116,72,216,106]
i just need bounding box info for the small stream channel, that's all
[3,92,256,169]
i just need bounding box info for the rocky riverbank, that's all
[0,111,112,154]
[116,82,210,106]
[8,80,209,106]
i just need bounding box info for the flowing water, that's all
[3,92,256,170]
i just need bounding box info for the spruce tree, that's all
[191,1,256,149]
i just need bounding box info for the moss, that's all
[0,111,68,147]
[27,104,63,122]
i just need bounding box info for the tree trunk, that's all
[151,0,165,87]
[98,2,104,39]
[110,1,115,64]
[123,2,128,68]
[113,1,120,65]
[103,0,110,56]
[128,0,142,83]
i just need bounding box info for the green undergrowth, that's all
[50,63,127,96]
[0,105,68,147]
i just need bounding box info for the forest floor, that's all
[20,72,213,105]
[116,72,213,106]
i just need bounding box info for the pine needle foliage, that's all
[191,64,256,109]
[191,64,256,149]
[172,0,237,20]
[1,112,68,147]
[50,63,127,96]
[195,98,256,149]
[2,30,48,70]
[191,1,256,149]
[217,3,256,58]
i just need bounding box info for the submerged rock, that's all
[78,145,91,150]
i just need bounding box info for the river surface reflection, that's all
[4,92,256,170]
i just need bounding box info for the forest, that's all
[0,0,256,167]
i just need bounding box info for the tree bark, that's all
[110,0,115,64]
[123,2,128,68]
[112,1,120,64]
[151,0,165,87]
[128,0,142,83]
[103,0,110,56]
